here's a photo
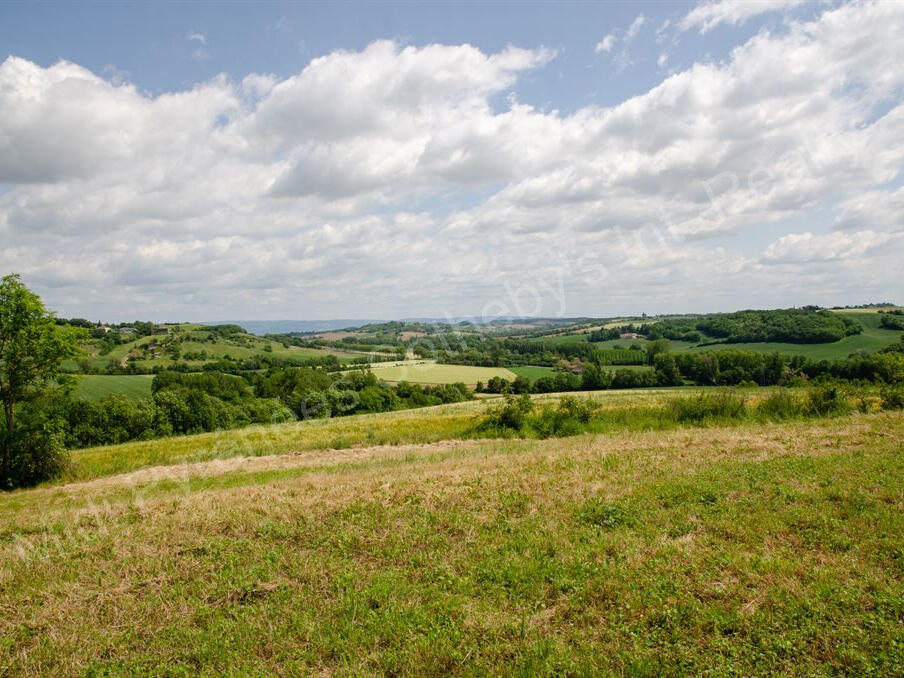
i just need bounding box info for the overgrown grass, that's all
[34,385,897,486]
[475,384,891,439]
[1,412,902,673]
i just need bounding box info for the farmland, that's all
[516,309,903,360]
[361,360,518,385]
[2,396,902,674]
[74,374,154,401]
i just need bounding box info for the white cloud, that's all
[0,1,902,319]
[626,14,646,40]
[761,230,896,264]
[680,0,804,34]
[186,31,206,44]
[595,34,615,53]
[833,185,904,233]
[657,53,669,67]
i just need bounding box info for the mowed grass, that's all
[363,360,517,385]
[1,411,902,674]
[73,374,155,401]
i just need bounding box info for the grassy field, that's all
[73,375,155,401]
[42,388,696,483]
[508,365,557,381]
[1,405,902,674]
[363,360,517,385]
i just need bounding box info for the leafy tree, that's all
[645,338,670,365]
[0,275,83,488]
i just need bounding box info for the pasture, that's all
[1,404,902,674]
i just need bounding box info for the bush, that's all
[805,383,851,417]
[880,385,904,411]
[480,394,534,434]
[668,391,748,423]
[532,396,600,438]
[2,401,69,489]
[756,390,806,421]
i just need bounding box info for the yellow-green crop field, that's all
[358,359,518,385]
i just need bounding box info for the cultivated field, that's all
[361,360,518,385]
[1,402,902,674]
[74,374,155,401]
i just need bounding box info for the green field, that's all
[686,322,901,359]
[1,395,902,674]
[74,374,155,401]
[524,311,902,360]
[508,365,557,381]
[363,360,517,385]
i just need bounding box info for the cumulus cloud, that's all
[680,0,805,34]
[0,1,902,319]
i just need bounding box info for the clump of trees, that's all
[475,342,904,396]
[1,275,84,489]
[879,313,904,330]
[51,367,474,451]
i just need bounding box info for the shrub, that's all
[805,383,851,417]
[668,391,747,423]
[480,394,534,434]
[880,385,904,411]
[532,396,600,438]
[756,390,806,421]
[2,401,69,489]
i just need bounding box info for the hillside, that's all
[70,323,366,373]
[2,403,902,674]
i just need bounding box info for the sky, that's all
[1,0,902,322]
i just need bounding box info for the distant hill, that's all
[199,320,383,336]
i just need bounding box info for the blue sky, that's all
[3,1,815,108]
[1,0,902,321]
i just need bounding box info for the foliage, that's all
[879,314,904,330]
[0,274,83,488]
[668,391,747,422]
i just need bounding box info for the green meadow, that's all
[1,395,902,675]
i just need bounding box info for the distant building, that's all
[565,361,585,375]
[153,325,170,334]
[119,326,136,335]
[619,332,646,340]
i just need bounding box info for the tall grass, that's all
[476,384,891,439]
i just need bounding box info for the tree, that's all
[0,275,83,489]
[645,338,670,365]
